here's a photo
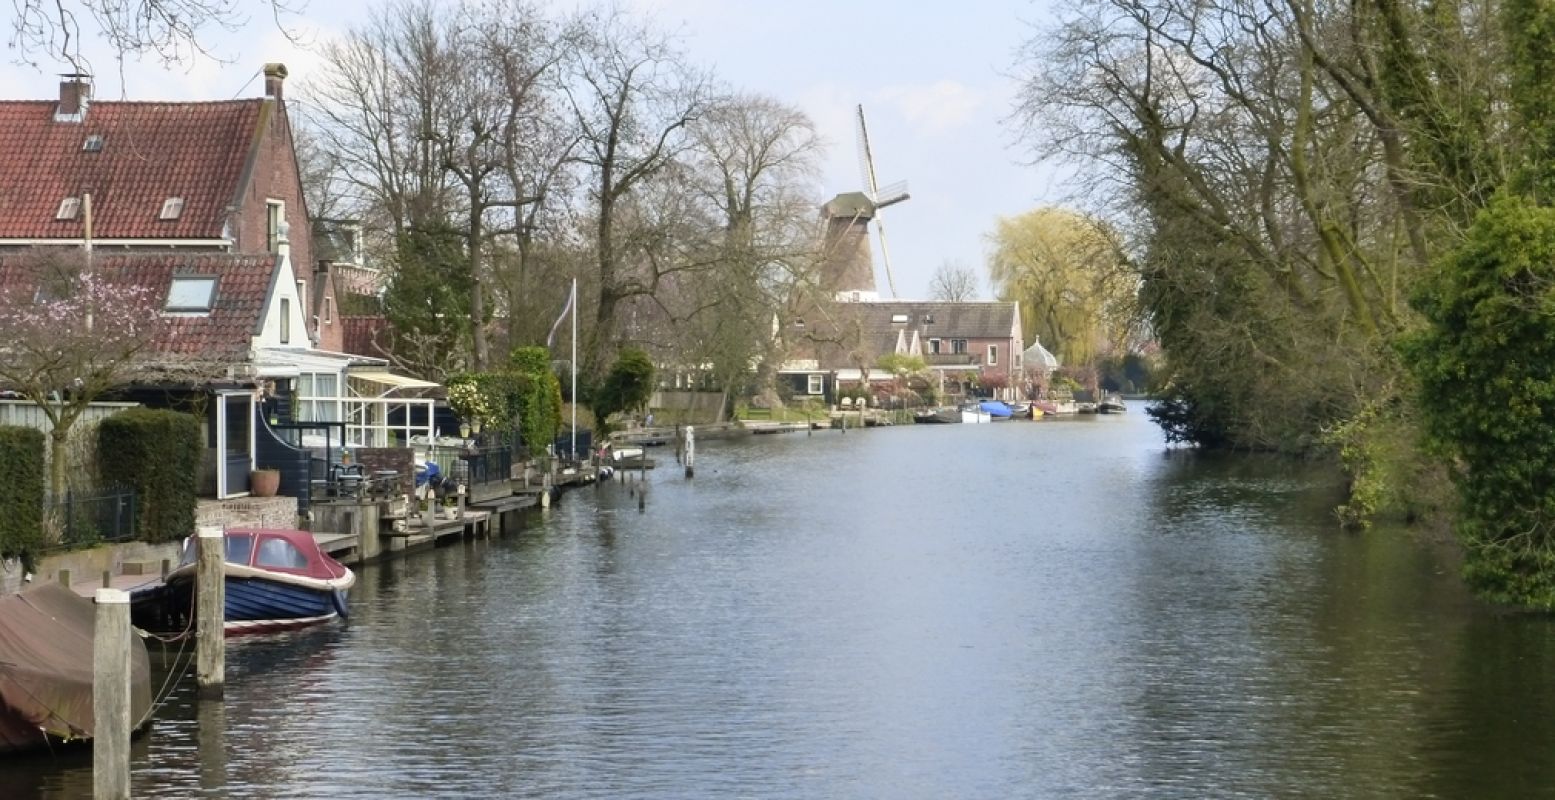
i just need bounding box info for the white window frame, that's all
[296,371,344,425]
[953,339,968,355]
[929,338,941,355]
[988,345,999,366]
[56,197,80,220]
[280,298,291,344]
[807,374,823,395]
[159,197,184,220]
[267,199,286,252]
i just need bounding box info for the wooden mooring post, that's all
[684,425,695,479]
[196,526,225,698]
[93,587,132,800]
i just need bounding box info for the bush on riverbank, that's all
[0,426,45,564]
[97,409,199,544]
[1404,196,1555,608]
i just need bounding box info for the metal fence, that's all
[44,486,138,549]
[421,444,513,490]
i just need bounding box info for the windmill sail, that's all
[855,105,909,297]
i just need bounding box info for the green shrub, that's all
[98,408,200,544]
[0,426,45,563]
[1403,195,1555,606]
[510,347,564,451]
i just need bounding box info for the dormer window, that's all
[923,313,934,324]
[159,197,185,220]
[792,318,805,329]
[166,276,218,313]
[890,313,909,324]
[82,134,104,152]
[56,197,80,221]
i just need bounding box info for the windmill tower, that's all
[819,105,910,301]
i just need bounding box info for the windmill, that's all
[855,104,910,298]
[818,105,911,302]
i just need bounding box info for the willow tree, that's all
[986,208,1136,368]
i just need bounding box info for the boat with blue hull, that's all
[165,529,355,636]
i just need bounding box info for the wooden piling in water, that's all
[684,425,695,479]
[93,587,131,800]
[196,526,225,699]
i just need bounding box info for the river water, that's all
[8,412,1555,798]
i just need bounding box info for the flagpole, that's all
[570,277,577,461]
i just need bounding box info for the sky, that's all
[1,0,1069,300]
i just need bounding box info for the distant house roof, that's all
[339,315,389,359]
[793,300,1021,370]
[0,252,279,359]
[0,99,267,239]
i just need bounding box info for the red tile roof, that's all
[0,100,266,239]
[339,315,390,359]
[0,251,278,359]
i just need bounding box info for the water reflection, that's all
[14,414,1555,797]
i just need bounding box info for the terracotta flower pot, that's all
[251,469,281,497]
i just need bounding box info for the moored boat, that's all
[959,403,992,423]
[165,529,355,636]
[1097,395,1127,414]
[0,583,153,754]
[914,407,961,423]
[979,400,1014,420]
[609,445,656,469]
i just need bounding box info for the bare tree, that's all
[671,91,823,408]
[562,6,709,377]
[305,0,578,371]
[10,0,302,71]
[929,260,980,301]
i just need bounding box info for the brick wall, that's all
[194,496,299,530]
[355,448,415,497]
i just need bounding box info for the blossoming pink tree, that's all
[0,255,158,497]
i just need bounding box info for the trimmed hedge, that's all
[0,426,45,562]
[98,408,200,544]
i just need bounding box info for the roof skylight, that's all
[165,276,218,313]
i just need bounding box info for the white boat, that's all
[959,405,992,424]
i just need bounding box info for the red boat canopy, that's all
[224,529,351,581]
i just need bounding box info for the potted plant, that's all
[250,467,281,497]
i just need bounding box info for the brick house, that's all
[0,67,438,498]
[0,65,340,344]
[781,300,1024,403]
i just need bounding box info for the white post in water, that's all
[684,425,695,479]
[196,526,225,698]
[93,588,131,800]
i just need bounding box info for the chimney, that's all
[56,74,91,122]
[263,63,288,100]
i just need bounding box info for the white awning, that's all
[348,370,441,397]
